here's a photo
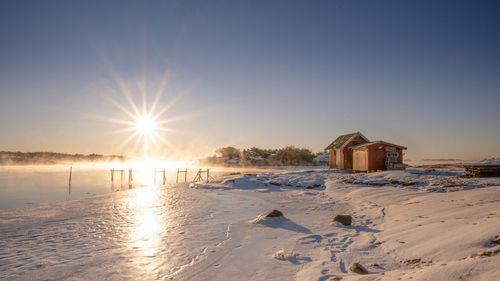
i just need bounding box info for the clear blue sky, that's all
[0,0,499,160]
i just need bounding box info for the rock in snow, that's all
[333,214,352,226]
[273,249,297,261]
[266,209,284,218]
[350,262,368,274]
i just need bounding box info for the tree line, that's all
[199,146,327,166]
[0,151,126,165]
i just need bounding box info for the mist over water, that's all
[0,162,311,209]
[0,164,109,209]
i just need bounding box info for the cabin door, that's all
[335,149,341,168]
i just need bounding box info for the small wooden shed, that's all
[352,141,407,171]
[325,132,369,169]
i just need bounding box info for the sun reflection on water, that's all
[127,185,166,270]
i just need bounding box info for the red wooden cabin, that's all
[325,132,406,171]
[352,141,407,171]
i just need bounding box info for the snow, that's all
[313,154,329,163]
[405,158,500,167]
[477,158,500,166]
[1,168,499,280]
[226,158,239,164]
[249,155,264,161]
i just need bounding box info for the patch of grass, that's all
[403,258,421,265]
[469,248,500,258]
[306,183,321,189]
[389,179,416,186]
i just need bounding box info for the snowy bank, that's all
[1,168,499,280]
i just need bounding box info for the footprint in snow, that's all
[298,234,323,244]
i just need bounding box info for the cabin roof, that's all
[351,140,407,150]
[325,132,369,150]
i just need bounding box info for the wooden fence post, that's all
[129,168,133,189]
[121,169,124,186]
[68,166,72,194]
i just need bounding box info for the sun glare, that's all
[97,69,192,157]
[136,116,156,136]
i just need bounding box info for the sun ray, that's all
[86,114,137,127]
[109,70,142,118]
[139,71,148,117]
[109,127,137,135]
[151,93,185,120]
[155,113,192,125]
[155,126,180,134]
[149,69,170,116]
[116,131,141,151]
[141,88,148,117]
[107,97,138,121]
[151,131,178,151]
[130,134,144,155]
[98,127,138,137]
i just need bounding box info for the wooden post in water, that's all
[191,168,212,184]
[176,169,188,184]
[192,169,200,182]
[128,168,133,189]
[163,169,166,185]
[110,169,114,188]
[68,166,72,194]
[121,169,124,186]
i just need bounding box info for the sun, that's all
[135,116,156,136]
[96,69,192,157]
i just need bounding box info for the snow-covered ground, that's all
[1,168,499,280]
[406,158,500,167]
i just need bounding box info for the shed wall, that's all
[342,136,367,170]
[367,147,387,171]
[329,149,336,168]
[353,150,368,171]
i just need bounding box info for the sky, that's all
[0,0,499,160]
